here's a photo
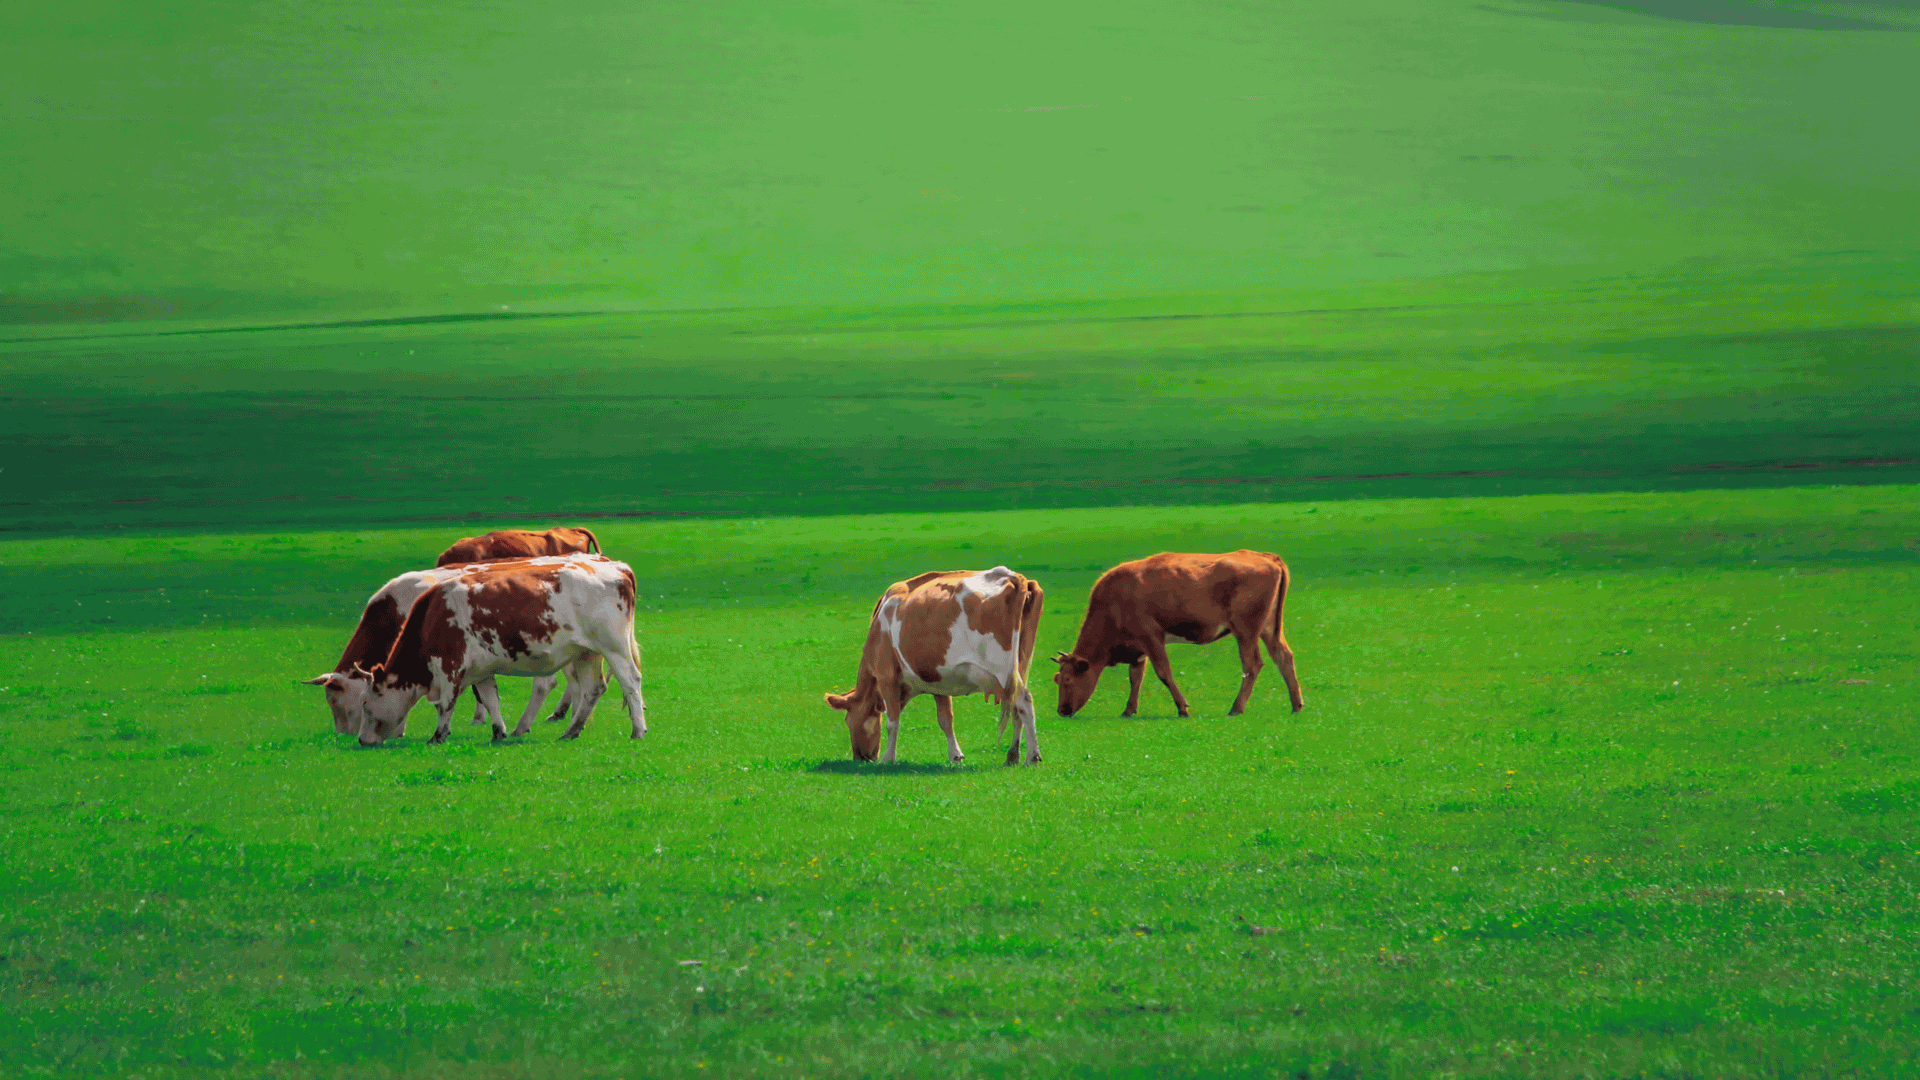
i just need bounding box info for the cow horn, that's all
[350,663,373,678]
[1051,651,1069,663]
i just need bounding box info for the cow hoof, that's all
[1293,704,1305,713]
[1177,709,1191,719]
[428,733,447,745]
[1228,707,1245,717]
[1120,710,1136,718]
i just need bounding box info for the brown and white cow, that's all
[824,566,1044,765]
[1052,551,1303,719]
[314,555,645,746]
[308,565,568,735]
[435,527,600,568]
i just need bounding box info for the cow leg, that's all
[557,656,610,739]
[1229,633,1264,716]
[428,697,459,744]
[569,650,643,741]
[510,674,558,737]
[1122,659,1146,717]
[551,658,599,723]
[469,683,488,725]
[1019,684,1042,765]
[468,680,510,742]
[881,695,908,765]
[1142,641,1191,717]
[935,695,964,764]
[1263,624,1305,713]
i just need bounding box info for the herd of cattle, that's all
[305,527,1305,764]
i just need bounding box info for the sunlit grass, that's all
[2,485,1916,1076]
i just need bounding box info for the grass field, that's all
[5,0,1919,325]
[6,0,1920,1074]
[3,485,1917,1077]
[7,259,1919,533]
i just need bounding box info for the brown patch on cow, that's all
[336,593,405,672]
[436,527,600,567]
[379,587,458,693]
[466,567,563,660]
[959,578,1018,653]
[615,568,637,615]
[891,575,970,683]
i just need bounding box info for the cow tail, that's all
[999,609,1022,737]
[1000,577,1043,735]
[1270,559,1291,640]
[581,527,602,554]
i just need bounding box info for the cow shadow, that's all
[809,760,973,777]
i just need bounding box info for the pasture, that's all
[3,485,1917,1077]
[5,0,1919,1074]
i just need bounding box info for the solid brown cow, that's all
[1052,551,1303,718]
[824,566,1045,765]
[436,527,600,568]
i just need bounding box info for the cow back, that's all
[436,527,600,567]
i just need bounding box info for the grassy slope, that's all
[2,485,1917,1076]
[3,1,1917,323]
[6,261,1919,532]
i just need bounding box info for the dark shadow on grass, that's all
[810,760,974,776]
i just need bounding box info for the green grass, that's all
[4,0,1918,324]
[3,484,1917,1077]
[7,259,1919,533]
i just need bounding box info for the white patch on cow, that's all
[883,567,1020,699]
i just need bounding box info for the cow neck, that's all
[380,586,445,691]
[1069,601,1123,661]
[336,593,405,673]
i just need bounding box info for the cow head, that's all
[324,664,420,746]
[1051,651,1100,716]
[823,689,882,761]
[302,671,366,734]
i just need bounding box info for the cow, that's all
[435,526,600,568]
[306,565,570,736]
[824,566,1044,766]
[312,555,645,746]
[1051,551,1303,719]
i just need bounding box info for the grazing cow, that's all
[314,555,645,746]
[435,526,600,568]
[306,566,568,735]
[824,566,1044,765]
[1052,551,1303,718]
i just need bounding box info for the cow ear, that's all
[1074,657,1093,673]
[824,692,851,712]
